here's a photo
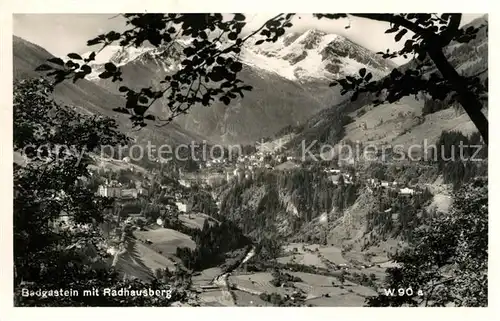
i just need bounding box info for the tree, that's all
[257,237,282,263]
[338,270,346,285]
[366,178,487,307]
[37,13,488,144]
[13,78,179,306]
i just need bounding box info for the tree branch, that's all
[350,14,434,39]
[439,14,462,46]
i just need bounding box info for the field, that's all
[225,269,379,307]
[134,241,177,271]
[282,243,349,266]
[178,213,218,230]
[232,290,271,306]
[134,227,196,255]
[292,271,377,306]
[343,96,477,148]
[114,240,176,281]
[192,267,223,284]
[229,272,290,296]
[278,253,327,268]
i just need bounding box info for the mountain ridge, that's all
[82,29,393,144]
[13,35,205,147]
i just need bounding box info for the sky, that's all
[13,13,485,65]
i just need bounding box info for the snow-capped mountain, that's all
[241,29,394,82]
[85,29,394,83]
[84,29,395,144]
[83,44,180,79]
[13,36,204,147]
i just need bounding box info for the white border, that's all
[0,0,497,320]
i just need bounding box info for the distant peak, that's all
[295,29,338,50]
[302,29,327,37]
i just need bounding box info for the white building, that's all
[400,187,415,195]
[234,168,245,182]
[98,184,121,198]
[179,179,191,188]
[175,202,192,213]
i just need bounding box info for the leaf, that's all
[329,82,338,87]
[67,53,83,60]
[359,68,367,77]
[395,29,408,42]
[87,36,104,46]
[112,107,129,114]
[144,115,156,121]
[73,72,85,83]
[106,31,121,41]
[138,96,148,104]
[104,63,117,72]
[385,27,399,34]
[228,32,238,41]
[81,65,91,74]
[47,58,64,66]
[233,13,245,21]
[35,64,53,71]
[119,86,129,92]
[390,68,402,79]
[230,62,243,73]
[98,71,112,79]
[220,96,231,105]
[255,39,265,45]
[364,73,373,82]
[85,52,96,63]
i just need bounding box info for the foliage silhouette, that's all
[13,79,181,306]
[36,13,488,144]
[365,178,487,307]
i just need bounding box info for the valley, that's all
[13,13,488,307]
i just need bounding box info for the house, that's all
[179,179,191,188]
[97,182,121,198]
[330,174,341,185]
[275,160,299,171]
[137,187,149,196]
[366,178,378,187]
[330,174,352,185]
[121,188,139,199]
[234,168,245,182]
[400,187,415,195]
[175,202,192,213]
[380,181,390,188]
[206,174,226,187]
